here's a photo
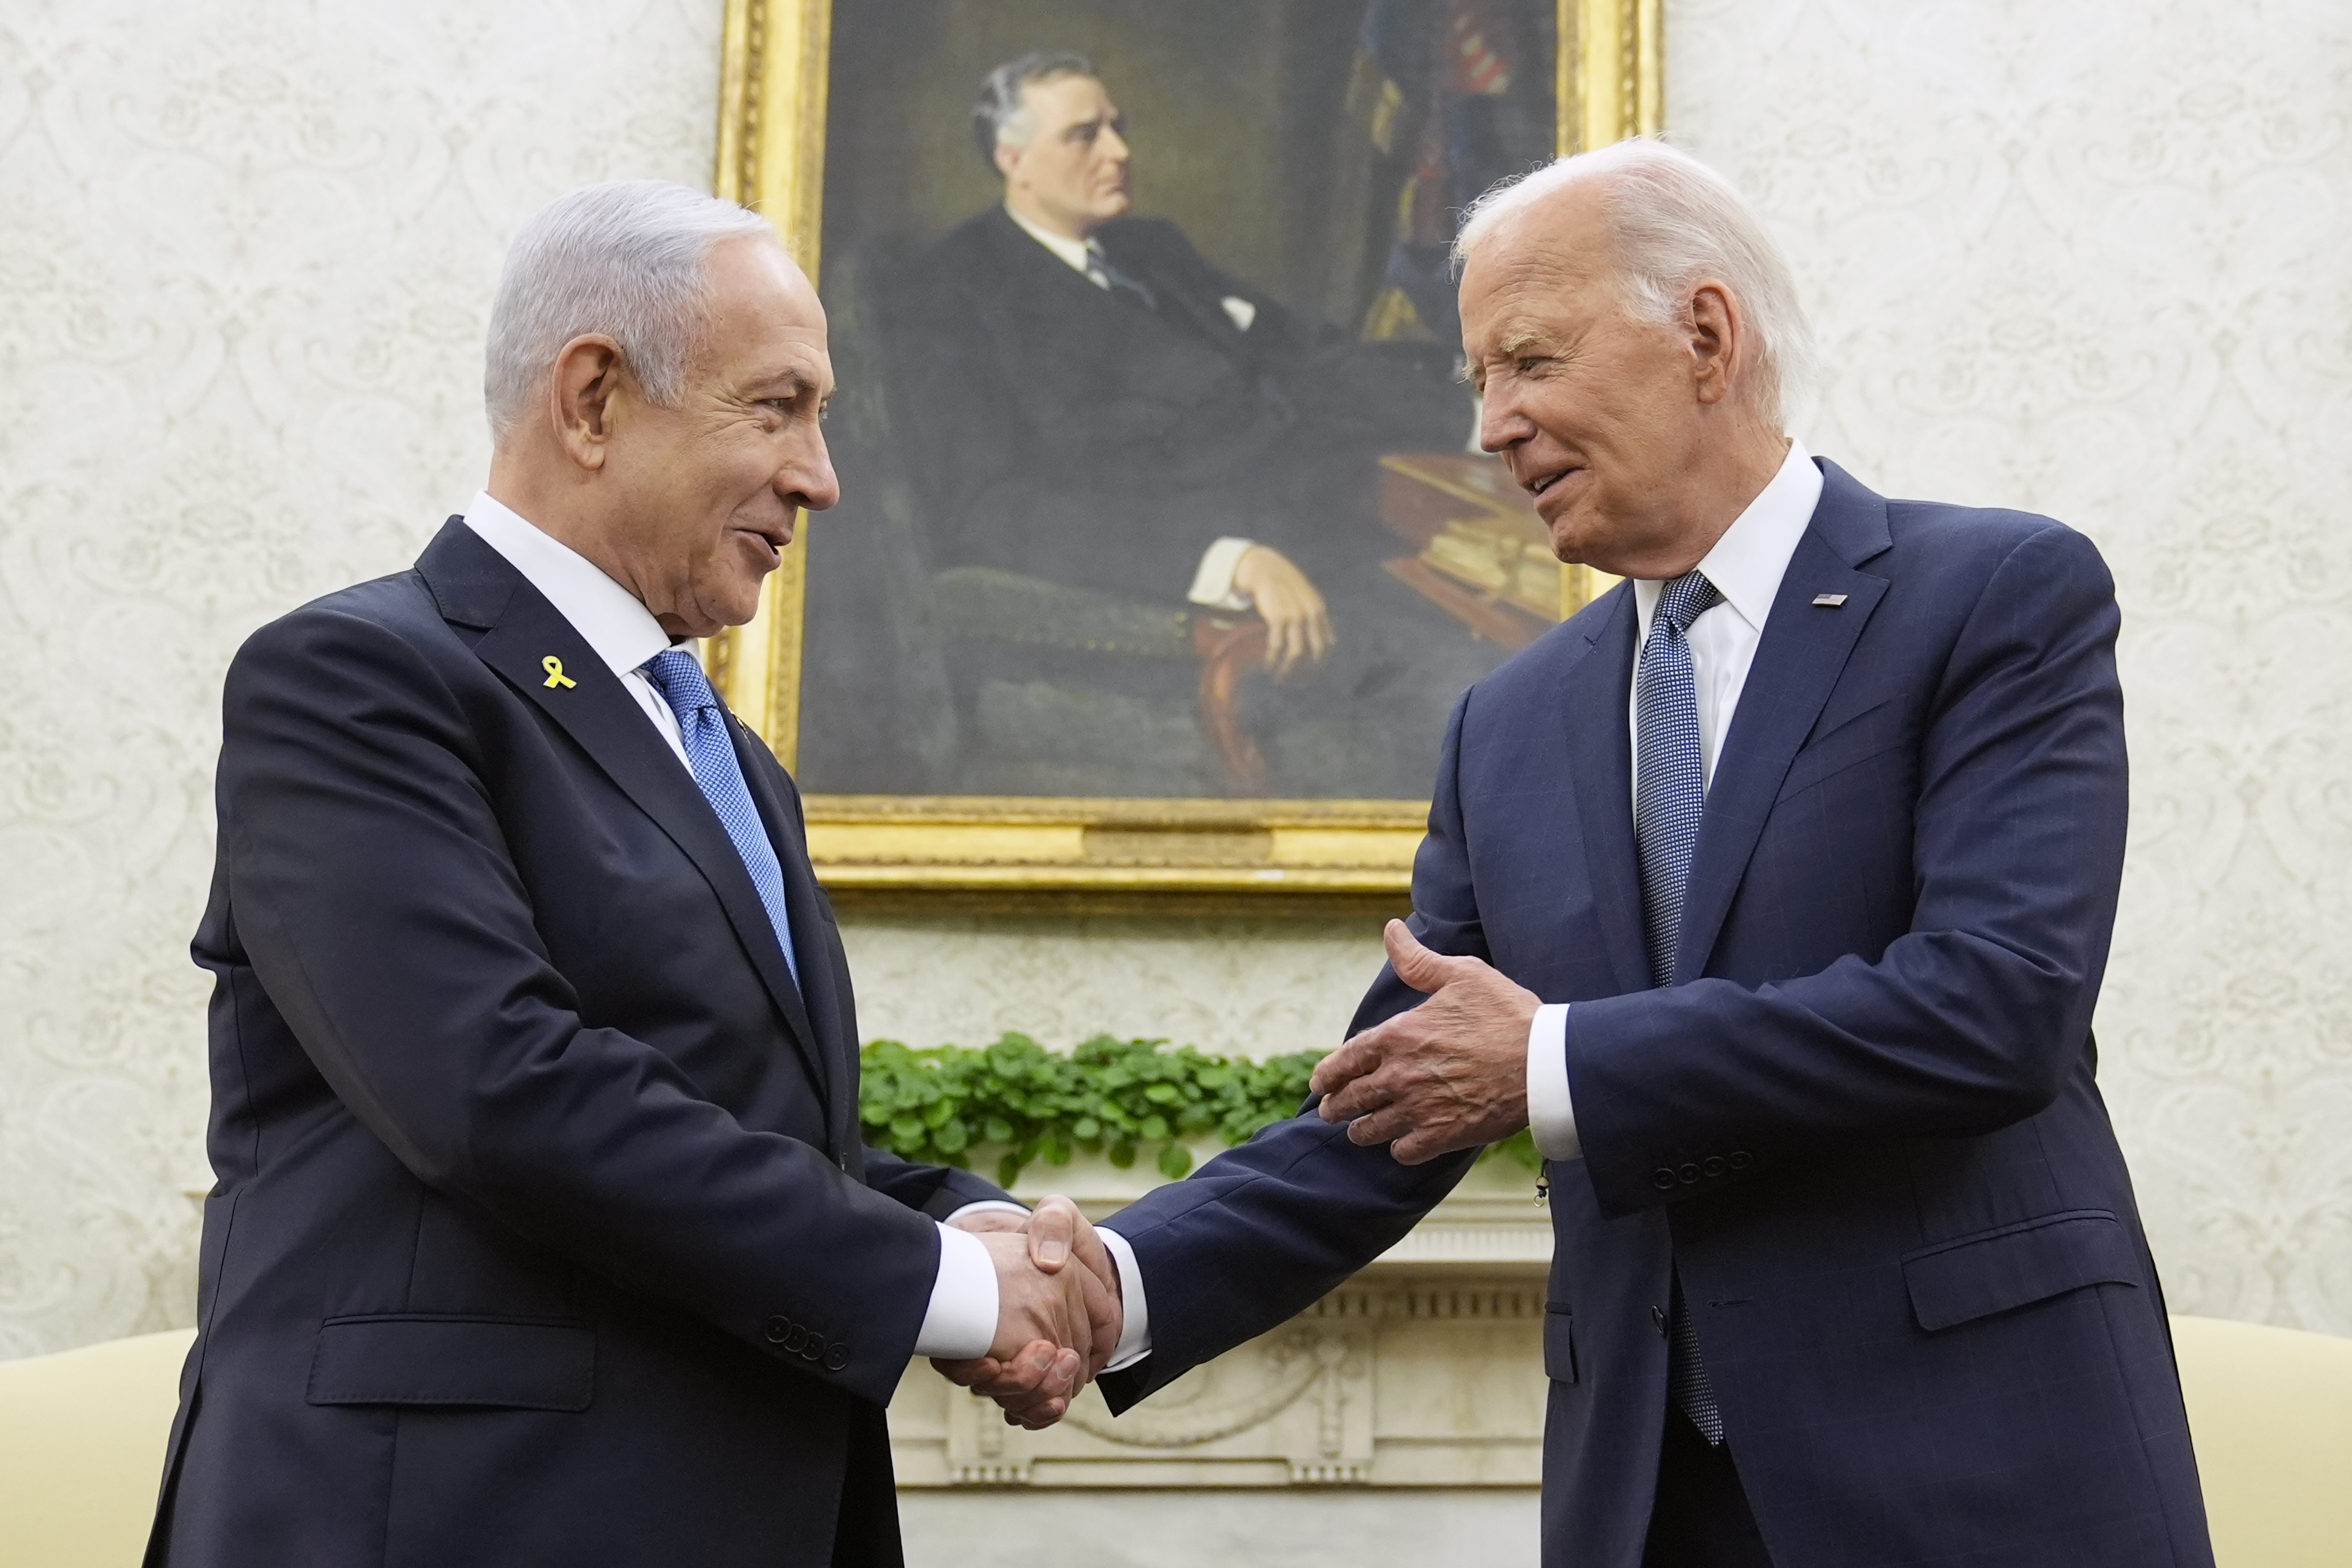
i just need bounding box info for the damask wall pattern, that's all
[1666,0,2352,1333]
[1,0,2349,1362]
[0,0,727,1358]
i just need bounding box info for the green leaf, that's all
[889,1115,924,1145]
[1108,1140,1136,1169]
[1138,1113,1169,1142]
[1157,1142,1193,1180]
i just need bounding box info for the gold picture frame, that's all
[707,0,1660,909]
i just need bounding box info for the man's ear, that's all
[550,334,626,471]
[1687,282,1742,408]
[993,141,1021,182]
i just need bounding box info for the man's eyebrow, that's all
[749,368,823,398]
[1495,327,1562,359]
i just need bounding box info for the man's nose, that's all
[1475,390,1530,454]
[781,431,841,513]
[1101,126,1131,163]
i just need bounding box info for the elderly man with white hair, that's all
[1038,140,2216,1567]
[150,181,1119,1568]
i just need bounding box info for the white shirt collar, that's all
[1633,439,1824,639]
[1005,203,1097,275]
[460,491,674,679]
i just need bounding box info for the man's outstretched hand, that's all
[931,1196,1123,1429]
[1309,920,1540,1163]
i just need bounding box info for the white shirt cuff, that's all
[1095,1226,1153,1372]
[1526,1002,1582,1162]
[912,1221,998,1360]
[942,1199,1030,1224]
[1187,536,1258,611]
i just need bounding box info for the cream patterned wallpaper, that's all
[1668,0,2352,1333]
[0,0,725,1358]
[1,0,2347,1361]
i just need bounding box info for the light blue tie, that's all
[641,648,799,989]
[1632,569,1726,1445]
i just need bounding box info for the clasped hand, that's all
[932,1196,1122,1429]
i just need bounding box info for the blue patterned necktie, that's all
[1632,569,1727,1445]
[640,649,799,989]
[1634,569,1723,989]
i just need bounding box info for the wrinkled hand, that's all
[931,1197,1124,1428]
[1232,545,1333,678]
[1310,920,1539,1163]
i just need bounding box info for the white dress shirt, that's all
[1001,205,1260,612]
[460,493,1004,1361]
[1524,441,1824,1161]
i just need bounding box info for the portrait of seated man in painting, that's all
[799,3,1570,800]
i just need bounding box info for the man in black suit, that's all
[897,52,1499,796]
[149,181,1113,1568]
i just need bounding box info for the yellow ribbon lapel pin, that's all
[541,655,578,689]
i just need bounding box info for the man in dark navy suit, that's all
[149,181,1114,1568]
[1050,143,2218,1565]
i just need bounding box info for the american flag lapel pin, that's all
[1812,593,1848,608]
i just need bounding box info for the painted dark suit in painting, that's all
[796,3,1562,801]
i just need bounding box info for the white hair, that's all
[1454,140,1816,430]
[484,180,779,441]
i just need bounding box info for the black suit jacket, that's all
[149,522,1009,1568]
[900,207,1457,601]
[1100,464,2213,1567]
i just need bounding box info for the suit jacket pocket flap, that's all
[308,1315,594,1410]
[1901,1210,2137,1333]
[1543,1304,1578,1385]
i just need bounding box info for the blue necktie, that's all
[1632,569,1726,1445]
[641,649,799,988]
[1634,569,1722,989]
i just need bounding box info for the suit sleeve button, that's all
[801,1335,826,1362]
[823,1345,850,1372]
[763,1316,792,1345]
[1729,1150,1755,1170]
[1652,1168,1677,1190]
[1677,1164,1701,1185]
[1702,1156,1726,1178]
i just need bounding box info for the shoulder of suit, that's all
[227,567,464,691]
[1877,496,2101,579]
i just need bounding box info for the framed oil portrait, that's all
[708,0,1660,906]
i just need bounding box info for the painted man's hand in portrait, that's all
[1232,543,1334,678]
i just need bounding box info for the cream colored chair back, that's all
[2173,1314,2352,1567]
[0,1317,2344,1565]
[0,1328,192,1568]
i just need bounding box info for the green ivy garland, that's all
[859,1032,1542,1190]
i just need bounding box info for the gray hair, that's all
[484,179,778,441]
[970,51,1097,168]
[1454,141,1816,430]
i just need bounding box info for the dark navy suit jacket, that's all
[150,522,1008,1568]
[1099,462,2214,1567]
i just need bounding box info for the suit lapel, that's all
[1560,587,1655,998]
[417,525,835,1108]
[731,722,859,1161]
[1673,464,1894,983]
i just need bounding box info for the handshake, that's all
[934,1196,1121,1429]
